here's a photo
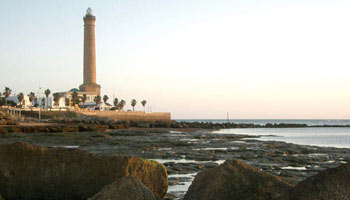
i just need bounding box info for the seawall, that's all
[77,110,171,122]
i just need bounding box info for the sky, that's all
[1,0,350,119]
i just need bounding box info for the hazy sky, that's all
[1,0,350,119]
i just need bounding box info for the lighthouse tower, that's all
[79,7,101,95]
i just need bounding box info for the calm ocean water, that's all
[176,119,350,126]
[177,119,350,148]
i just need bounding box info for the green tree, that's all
[131,99,137,111]
[113,98,119,109]
[3,87,12,106]
[53,93,61,107]
[141,100,147,112]
[44,89,51,108]
[71,91,78,106]
[94,95,102,105]
[28,92,35,106]
[82,94,87,104]
[118,99,126,110]
[103,95,109,104]
[17,93,24,106]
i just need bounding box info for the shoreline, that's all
[1,127,349,199]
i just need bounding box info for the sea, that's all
[176,119,350,148]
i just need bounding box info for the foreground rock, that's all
[0,142,167,200]
[281,164,350,200]
[89,175,156,200]
[183,160,294,200]
[0,111,16,126]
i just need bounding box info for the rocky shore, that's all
[0,127,349,199]
[0,142,167,200]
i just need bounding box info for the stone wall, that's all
[78,110,171,122]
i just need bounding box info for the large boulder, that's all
[0,142,167,200]
[89,175,157,200]
[183,160,293,200]
[281,164,350,200]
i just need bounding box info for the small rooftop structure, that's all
[86,7,94,16]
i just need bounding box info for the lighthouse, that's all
[79,7,101,95]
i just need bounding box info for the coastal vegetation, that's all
[28,92,35,110]
[1,87,150,112]
[53,93,61,107]
[103,95,109,104]
[141,100,147,111]
[44,88,50,108]
[82,94,87,105]
[71,91,79,106]
[17,93,24,106]
[131,99,137,111]
[3,87,11,106]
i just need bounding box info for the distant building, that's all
[6,96,32,107]
[58,7,101,107]
[34,97,65,109]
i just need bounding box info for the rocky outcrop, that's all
[89,175,157,200]
[1,124,109,134]
[183,160,294,200]
[0,111,16,126]
[0,142,167,200]
[281,164,350,200]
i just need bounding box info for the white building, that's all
[80,102,112,111]
[58,88,98,107]
[34,97,65,109]
[6,96,32,107]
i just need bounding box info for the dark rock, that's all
[0,127,8,135]
[183,160,293,200]
[88,175,156,200]
[0,142,167,200]
[281,164,350,200]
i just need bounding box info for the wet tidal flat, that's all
[1,128,349,200]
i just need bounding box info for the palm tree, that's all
[53,93,61,107]
[118,99,126,110]
[82,94,87,104]
[103,95,109,104]
[17,93,24,106]
[28,92,35,110]
[71,91,78,107]
[44,89,51,109]
[141,100,147,112]
[3,87,12,106]
[113,98,118,109]
[94,95,102,105]
[131,99,137,111]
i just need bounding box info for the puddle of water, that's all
[180,139,199,142]
[308,153,328,157]
[167,173,198,192]
[168,173,197,178]
[214,160,225,165]
[192,148,227,151]
[168,182,192,192]
[281,166,307,170]
[151,159,225,165]
[157,148,172,151]
[232,141,246,144]
[169,131,185,134]
[50,146,79,149]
